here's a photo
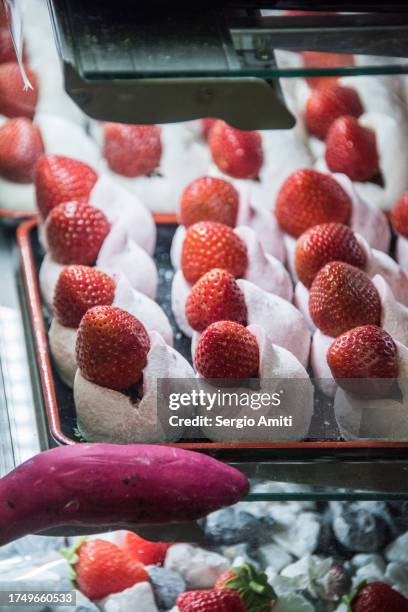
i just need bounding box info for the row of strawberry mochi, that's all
[35,143,408,441]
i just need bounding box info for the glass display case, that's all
[1,1,408,609]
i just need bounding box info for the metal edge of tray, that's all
[16,218,408,462]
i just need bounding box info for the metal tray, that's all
[17,217,408,463]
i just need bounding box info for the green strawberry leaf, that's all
[223,563,277,612]
[341,580,368,611]
[60,537,86,584]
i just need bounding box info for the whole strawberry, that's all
[325,116,379,182]
[180,176,239,228]
[35,155,98,219]
[46,201,110,265]
[295,222,366,288]
[309,261,381,337]
[186,268,247,332]
[0,62,38,118]
[177,589,246,612]
[215,563,277,612]
[275,169,351,238]
[76,305,150,390]
[103,123,162,177]
[194,321,259,379]
[209,120,263,179]
[391,191,408,238]
[0,117,44,183]
[122,532,171,566]
[327,325,399,398]
[53,265,116,328]
[181,221,248,284]
[343,581,408,611]
[305,84,363,140]
[63,538,149,601]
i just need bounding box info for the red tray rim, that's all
[0,207,37,221]
[16,217,408,451]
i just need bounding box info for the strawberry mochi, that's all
[330,327,408,440]
[179,270,310,369]
[92,121,212,213]
[310,267,408,398]
[38,171,158,308]
[0,113,100,212]
[172,222,293,329]
[193,323,314,443]
[171,175,286,266]
[73,307,194,444]
[277,170,391,279]
[294,226,408,332]
[49,268,173,388]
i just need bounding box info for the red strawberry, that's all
[194,321,259,379]
[302,52,354,89]
[0,28,16,64]
[0,117,44,183]
[122,532,171,566]
[295,222,366,288]
[391,191,408,238]
[275,169,351,238]
[53,265,116,328]
[309,261,381,337]
[46,201,110,265]
[202,117,217,140]
[327,325,398,398]
[186,268,247,332]
[305,84,363,140]
[0,62,38,118]
[209,120,263,179]
[69,539,149,601]
[177,589,246,612]
[180,176,239,228]
[181,221,248,284]
[35,155,98,219]
[103,123,162,177]
[325,116,379,182]
[345,581,408,612]
[215,564,277,612]
[76,305,150,390]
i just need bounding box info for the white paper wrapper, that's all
[294,281,316,332]
[334,341,408,440]
[38,254,65,311]
[373,275,408,348]
[113,274,173,346]
[97,237,158,300]
[74,331,195,444]
[357,234,408,306]
[89,175,156,256]
[189,279,310,369]
[35,114,100,170]
[310,330,337,398]
[396,234,408,277]
[197,324,314,442]
[0,178,35,211]
[353,112,408,211]
[48,319,77,388]
[334,173,391,253]
[235,226,293,301]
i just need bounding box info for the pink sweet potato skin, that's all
[0,444,249,546]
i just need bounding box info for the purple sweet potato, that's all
[0,444,248,546]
